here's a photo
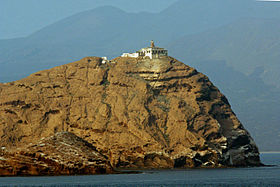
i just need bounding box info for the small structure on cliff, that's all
[122,41,168,59]
[101,57,108,64]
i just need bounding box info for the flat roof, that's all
[139,47,167,50]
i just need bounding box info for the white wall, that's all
[121,53,139,58]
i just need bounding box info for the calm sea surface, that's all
[0,153,279,187]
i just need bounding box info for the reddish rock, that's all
[0,132,114,176]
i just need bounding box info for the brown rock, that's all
[0,56,261,172]
[0,132,114,176]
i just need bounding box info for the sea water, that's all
[0,153,279,186]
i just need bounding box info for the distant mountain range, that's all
[0,0,279,151]
[169,18,280,88]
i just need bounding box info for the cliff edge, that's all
[0,56,261,174]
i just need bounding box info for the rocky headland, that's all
[0,56,261,175]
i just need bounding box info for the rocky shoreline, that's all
[0,131,264,176]
[0,132,114,176]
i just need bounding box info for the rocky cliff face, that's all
[0,132,113,176]
[0,56,261,172]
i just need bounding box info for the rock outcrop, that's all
[0,56,261,174]
[0,132,114,176]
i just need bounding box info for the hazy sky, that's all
[0,0,178,39]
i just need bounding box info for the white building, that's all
[101,57,108,64]
[121,41,168,59]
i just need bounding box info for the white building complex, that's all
[122,41,168,59]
